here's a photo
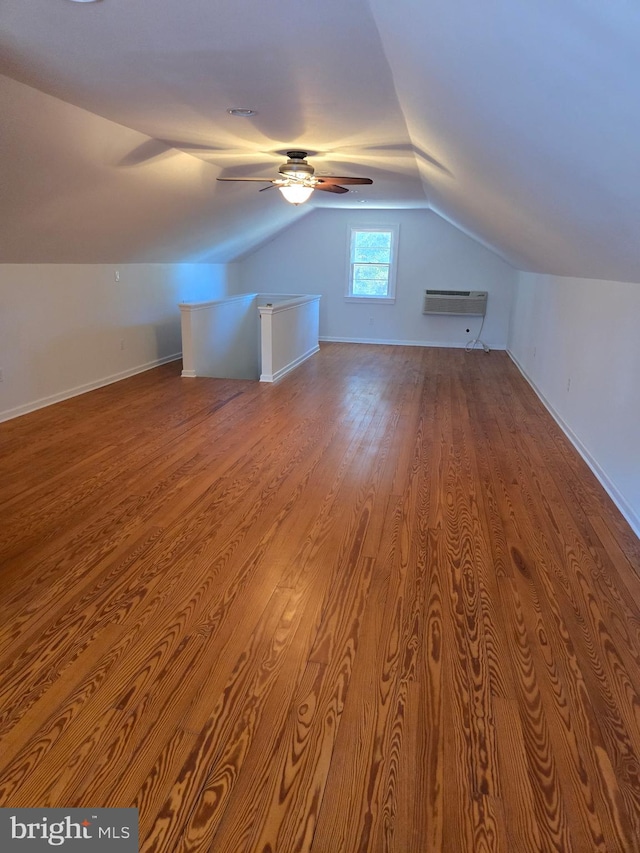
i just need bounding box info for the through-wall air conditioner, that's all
[423,289,487,316]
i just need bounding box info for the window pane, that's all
[354,264,389,281]
[352,264,390,296]
[353,279,389,296]
[353,246,391,263]
[352,231,392,264]
[354,231,392,249]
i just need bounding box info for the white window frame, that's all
[345,224,399,304]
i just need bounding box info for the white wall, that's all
[508,271,640,536]
[180,293,260,380]
[0,263,230,421]
[235,208,517,349]
[259,296,321,382]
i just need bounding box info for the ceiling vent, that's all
[423,289,487,316]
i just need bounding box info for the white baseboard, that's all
[319,336,506,349]
[507,350,640,540]
[260,345,320,383]
[0,353,182,424]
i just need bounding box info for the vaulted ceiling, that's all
[2,0,639,279]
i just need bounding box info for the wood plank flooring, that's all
[1,342,640,852]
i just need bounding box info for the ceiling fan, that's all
[216,151,373,204]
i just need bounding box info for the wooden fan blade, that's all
[316,177,373,185]
[217,177,274,182]
[314,183,349,194]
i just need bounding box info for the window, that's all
[346,226,399,303]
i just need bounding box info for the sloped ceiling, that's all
[1,0,639,279]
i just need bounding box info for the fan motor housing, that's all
[280,151,314,179]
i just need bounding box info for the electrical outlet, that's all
[567,377,571,392]
[115,270,120,282]
[0,368,4,382]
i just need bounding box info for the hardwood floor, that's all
[1,342,640,852]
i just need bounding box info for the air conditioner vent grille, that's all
[423,289,487,316]
[427,289,472,296]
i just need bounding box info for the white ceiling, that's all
[1,0,640,278]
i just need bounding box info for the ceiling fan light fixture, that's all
[278,184,314,205]
[216,151,372,202]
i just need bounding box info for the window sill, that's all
[344,296,396,305]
